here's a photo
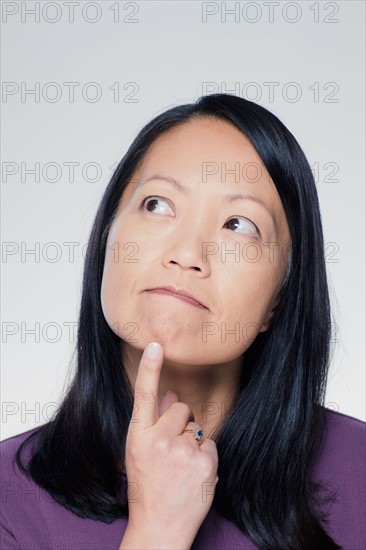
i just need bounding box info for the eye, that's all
[224,216,260,237]
[139,195,174,215]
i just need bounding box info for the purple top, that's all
[1,408,365,549]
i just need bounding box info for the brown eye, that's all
[224,217,260,237]
[140,195,173,215]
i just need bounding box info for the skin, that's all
[101,116,291,442]
[119,343,220,549]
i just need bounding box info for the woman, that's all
[1,94,364,549]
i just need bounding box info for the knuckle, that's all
[202,438,218,454]
[174,441,195,463]
[127,438,142,459]
[205,438,218,454]
[171,401,191,417]
[153,436,170,455]
[198,455,217,479]
[143,360,158,373]
[134,389,156,404]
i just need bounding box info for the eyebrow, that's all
[138,174,278,231]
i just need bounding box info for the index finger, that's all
[129,341,163,433]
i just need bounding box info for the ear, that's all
[258,297,280,333]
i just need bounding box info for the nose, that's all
[161,226,212,277]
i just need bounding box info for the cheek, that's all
[100,244,137,329]
[217,254,280,324]
[102,217,142,290]
[223,287,267,335]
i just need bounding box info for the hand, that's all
[122,341,219,549]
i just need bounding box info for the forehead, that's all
[120,117,287,223]
[140,117,268,179]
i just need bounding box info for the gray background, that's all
[1,0,365,440]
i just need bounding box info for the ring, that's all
[182,427,203,445]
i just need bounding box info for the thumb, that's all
[158,390,179,417]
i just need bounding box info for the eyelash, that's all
[139,195,261,236]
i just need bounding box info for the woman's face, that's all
[101,117,291,367]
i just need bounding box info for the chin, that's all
[127,336,208,368]
[138,310,199,342]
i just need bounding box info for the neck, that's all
[121,342,243,441]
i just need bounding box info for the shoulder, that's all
[0,425,43,449]
[310,407,366,546]
[0,425,43,467]
[0,426,46,547]
[322,406,366,429]
[0,426,129,550]
[320,407,365,452]
[0,425,46,502]
[1,425,44,491]
[312,407,365,470]
[322,406,366,432]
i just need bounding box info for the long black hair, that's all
[15,93,340,549]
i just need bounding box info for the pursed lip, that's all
[144,285,208,310]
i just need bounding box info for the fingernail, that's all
[146,342,161,359]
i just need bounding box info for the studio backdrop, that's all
[1,0,365,439]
